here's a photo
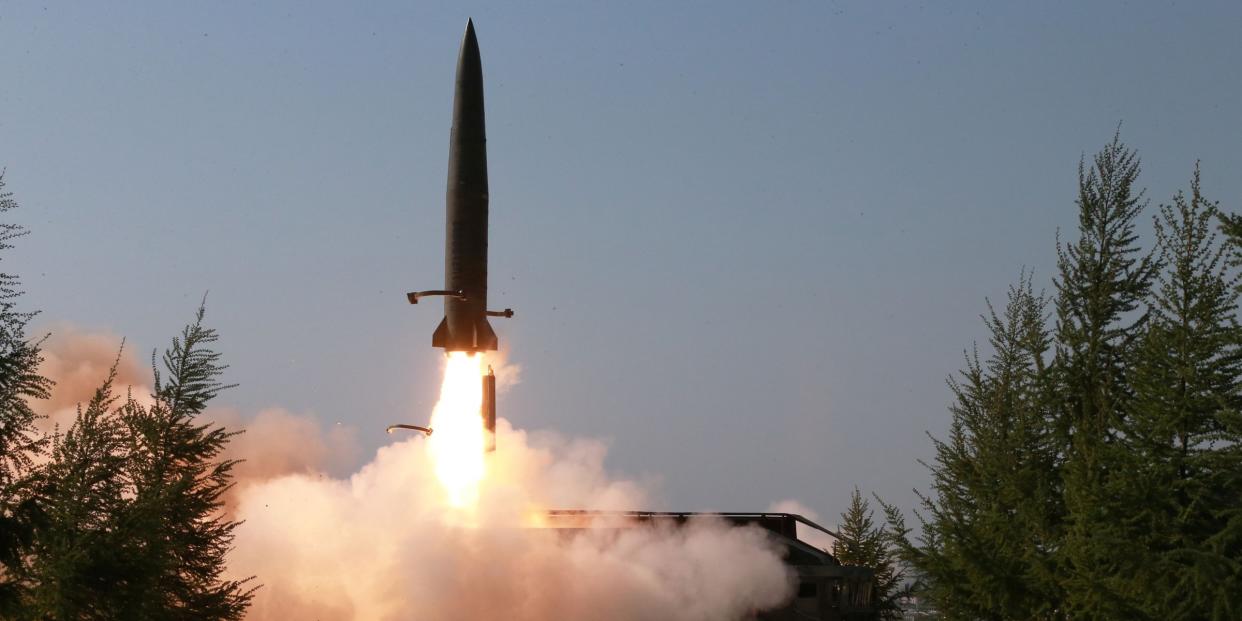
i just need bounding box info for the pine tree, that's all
[1053,132,1156,619]
[25,308,254,619]
[1052,132,1154,441]
[26,365,134,620]
[833,488,903,620]
[1204,202,1242,620]
[1127,162,1242,618]
[0,172,253,618]
[0,170,53,615]
[1122,167,1242,619]
[115,304,254,619]
[878,135,1242,619]
[884,275,1063,620]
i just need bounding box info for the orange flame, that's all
[427,352,486,509]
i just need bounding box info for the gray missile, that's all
[408,19,512,353]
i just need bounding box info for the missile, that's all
[408,19,512,353]
[405,20,508,451]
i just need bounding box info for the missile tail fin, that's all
[432,317,450,348]
[476,317,498,351]
[431,316,497,351]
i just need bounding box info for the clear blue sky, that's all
[2,1,1239,518]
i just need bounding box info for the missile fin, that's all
[476,317,498,351]
[432,317,450,348]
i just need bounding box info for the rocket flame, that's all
[427,352,487,509]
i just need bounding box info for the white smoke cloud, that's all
[213,407,360,499]
[227,420,795,620]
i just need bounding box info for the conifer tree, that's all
[115,304,254,620]
[1207,205,1242,619]
[0,170,53,615]
[1052,133,1156,618]
[833,488,903,620]
[1121,167,1242,619]
[0,172,253,618]
[26,366,133,620]
[885,275,1063,620]
[26,309,254,620]
[1052,132,1154,440]
[879,135,1242,619]
[1127,163,1242,616]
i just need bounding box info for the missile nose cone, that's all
[453,18,484,135]
[456,19,482,82]
[461,19,478,54]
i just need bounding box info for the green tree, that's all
[1118,164,1242,619]
[25,307,253,620]
[876,133,1242,619]
[1053,132,1156,619]
[1053,131,1155,442]
[886,135,1242,620]
[26,365,133,620]
[0,171,253,618]
[1203,201,1242,620]
[1098,166,1242,620]
[885,275,1063,620]
[834,488,903,620]
[114,304,254,620]
[0,170,53,615]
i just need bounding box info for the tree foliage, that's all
[0,170,53,616]
[1054,132,1157,620]
[833,488,904,620]
[885,275,1062,620]
[27,365,132,619]
[116,305,254,619]
[0,166,254,619]
[24,307,254,620]
[887,135,1242,620]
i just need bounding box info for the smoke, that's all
[213,407,360,501]
[33,324,151,433]
[483,347,522,393]
[227,421,794,621]
[33,325,361,491]
[35,328,797,620]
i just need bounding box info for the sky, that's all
[1,1,1240,521]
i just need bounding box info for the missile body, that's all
[405,21,509,451]
[409,19,511,353]
[438,17,494,353]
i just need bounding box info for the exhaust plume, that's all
[226,421,794,621]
